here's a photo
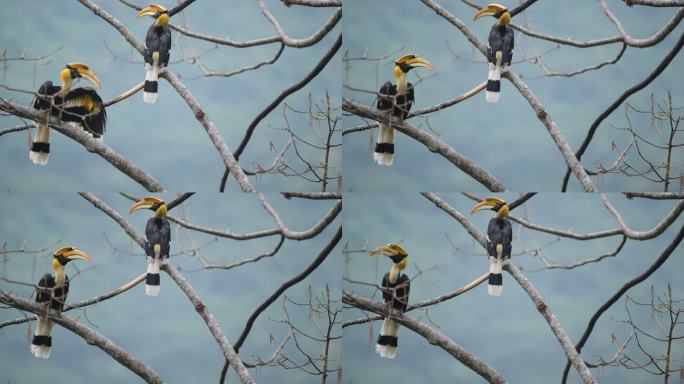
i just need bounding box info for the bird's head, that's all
[129,196,167,218]
[137,4,169,27]
[471,197,509,219]
[473,3,511,26]
[60,63,101,91]
[393,54,433,79]
[368,243,408,271]
[52,246,92,270]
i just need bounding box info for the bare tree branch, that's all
[163,263,255,384]
[220,225,342,384]
[343,100,506,191]
[0,290,164,383]
[561,221,684,383]
[0,100,163,191]
[342,291,507,384]
[221,33,342,191]
[505,263,597,384]
[561,29,684,191]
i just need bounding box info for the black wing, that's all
[159,27,172,67]
[487,218,513,258]
[395,274,410,312]
[145,25,172,67]
[395,82,414,120]
[502,27,514,66]
[487,25,504,64]
[145,217,171,258]
[61,88,107,136]
[377,81,395,110]
[33,81,61,110]
[35,273,55,303]
[35,273,69,311]
[381,272,410,312]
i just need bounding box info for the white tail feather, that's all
[146,256,161,296]
[143,91,158,104]
[143,64,159,104]
[373,123,395,166]
[31,317,53,358]
[29,123,50,165]
[376,317,399,359]
[488,257,503,296]
[146,284,160,296]
[486,63,502,103]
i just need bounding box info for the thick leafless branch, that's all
[344,100,506,191]
[282,0,341,6]
[506,264,597,384]
[342,272,488,328]
[342,81,485,135]
[421,192,599,383]
[78,0,256,191]
[281,192,341,200]
[342,291,507,384]
[0,273,145,329]
[0,290,163,383]
[624,192,684,200]
[163,263,255,384]
[0,100,163,191]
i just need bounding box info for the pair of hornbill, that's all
[372,3,513,166]
[369,197,511,359]
[28,4,171,165]
[30,196,169,359]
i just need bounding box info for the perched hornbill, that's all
[471,197,511,296]
[130,197,170,296]
[474,4,514,103]
[374,54,433,166]
[368,244,410,358]
[31,246,92,358]
[138,4,171,104]
[30,63,106,165]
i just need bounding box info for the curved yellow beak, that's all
[368,243,408,257]
[404,56,434,70]
[471,197,506,214]
[129,196,165,213]
[67,63,101,89]
[137,4,168,18]
[473,4,508,21]
[56,247,92,263]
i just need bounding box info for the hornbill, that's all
[471,197,511,296]
[374,54,433,166]
[368,243,410,358]
[31,246,92,358]
[129,196,170,296]
[138,4,171,104]
[474,4,514,103]
[30,63,106,165]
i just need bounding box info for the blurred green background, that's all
[343,193,684,383]
[342,0,684,192]
[0,193,341,383]
[0,0,340,192]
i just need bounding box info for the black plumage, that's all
[35,274,70,312]
[486,217,512,259]
[145,217,171,259]
[377,82,415,120]
[33,81,107,138]
[486,22,514,68]
[144,24,171,69]
[381,273,410,312]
